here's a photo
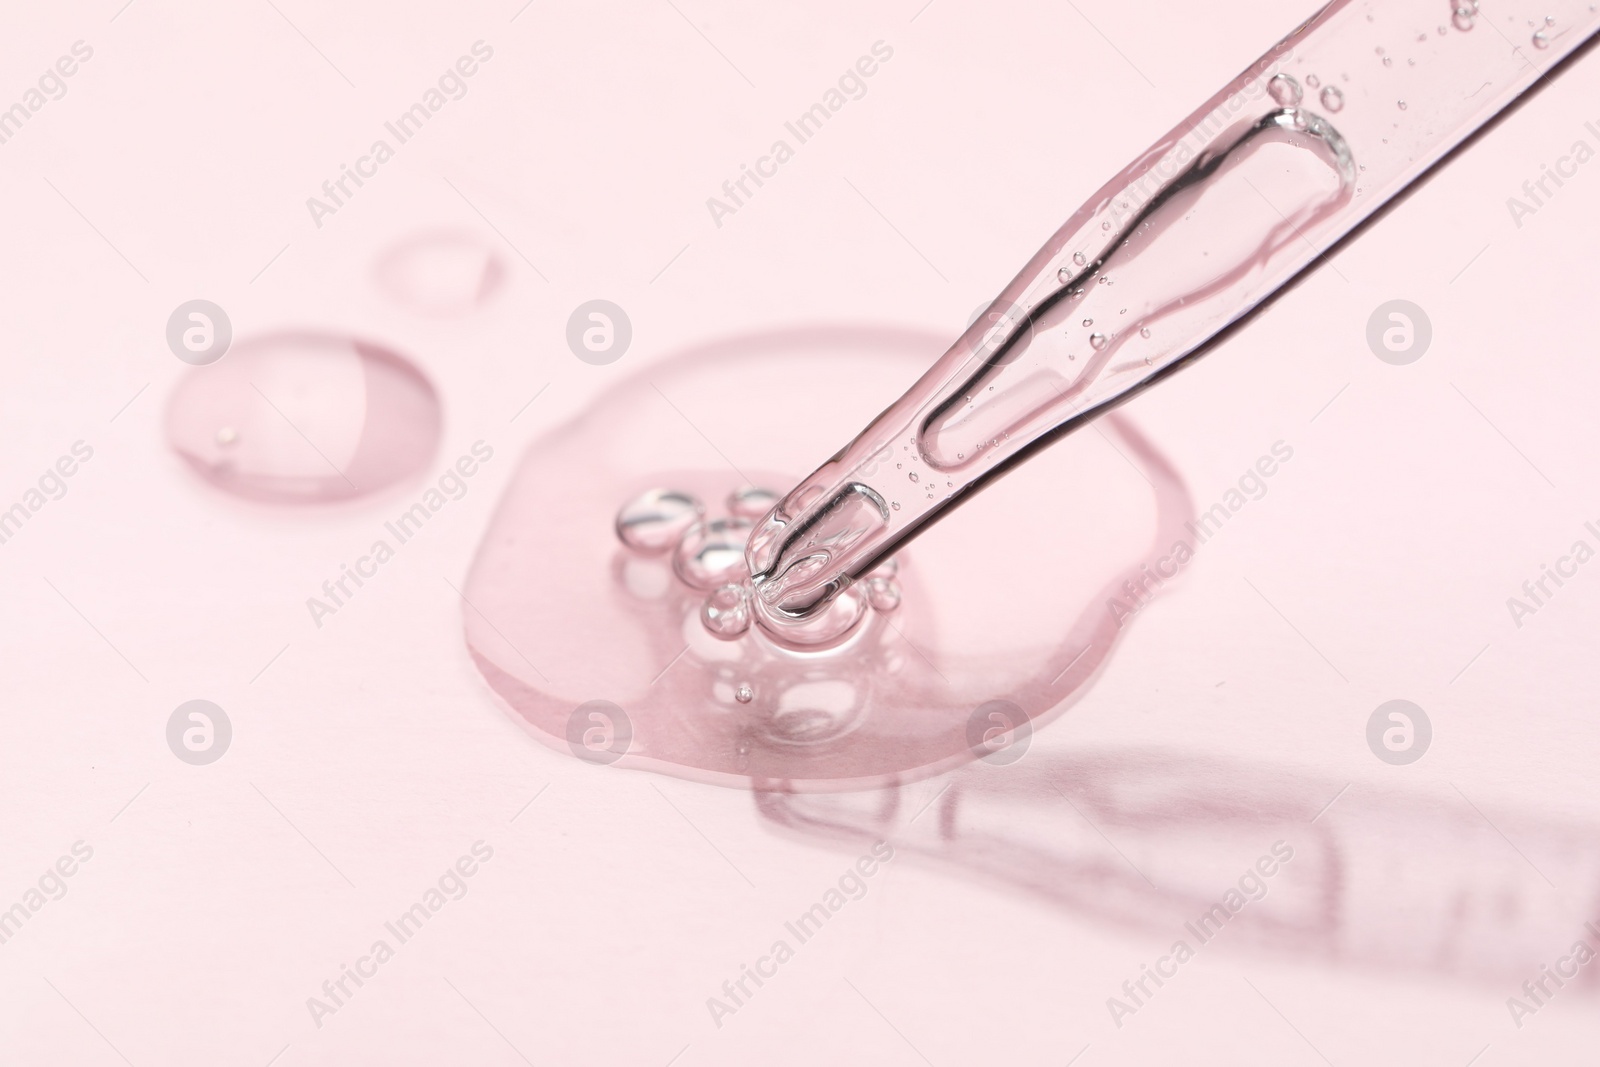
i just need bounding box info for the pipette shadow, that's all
[755,748,1600,989]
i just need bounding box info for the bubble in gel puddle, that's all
[735,684,754,704]
[164,332,441,504]
[673,517,753,590]
[1321,85,1346,111]
[865,576,901,613]
[1267,73,1302,106]
[701,583,751,639]
[616,488,704,553]
[373,231,504,316]
[1306,73,1321,88]
[726,485,779,519]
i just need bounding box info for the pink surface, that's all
[3,1,1600,1064]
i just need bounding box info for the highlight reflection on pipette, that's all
[747,0,1600,644]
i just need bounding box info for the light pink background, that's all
[2,0,1598,1063]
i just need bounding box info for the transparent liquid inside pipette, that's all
[740,106,1355,646]
[742,0,1600,649]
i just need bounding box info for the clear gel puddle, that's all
[165,332,442,504]
[461,327,1194,791]
[373,230,505,316]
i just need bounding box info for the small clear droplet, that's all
[1532,29,1551,47]
[1073,251,1087,266]
[891,501,901,511]
[1397,99,1407,110]
[616,489,704,554]
[1453,6,1475,30]
[1320,85,1345,111]
[701,582,751,640]
[1139,327,1152,339]
[1082,318,1094,327]
[1267,73,1302,106]
[1099,275,1112,285]
[908,472,919,483]
[373,231,505,316]
[1306,73,1320,88]
[865,576,901,613]
[1057,266,1073,283]
[735,684,753,704]
[1101,221,1112,231]
[1089,333,1108,350]
[215,426,238,447]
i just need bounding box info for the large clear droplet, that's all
[165,332,441,504]
[673,517,753,590]
[616,489,705,553]
[726,485,780,520]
